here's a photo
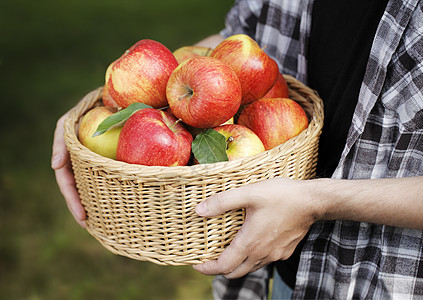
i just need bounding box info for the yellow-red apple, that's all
[102,85,119,107]
[102,62,119,107]
[105,39,178,108]
[116,108,193,166]
[237,98,309,150]
[262,73,290,99]
[210,34,279,105]
[173,46,213,64]
[166,56,242,128]
[78,106,122,159]
[213,124,265,161]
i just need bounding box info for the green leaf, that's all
[92,102,152,137]
[192,129,229,164]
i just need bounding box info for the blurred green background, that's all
[0,0,234,299]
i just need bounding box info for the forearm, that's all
[313,176,423,230]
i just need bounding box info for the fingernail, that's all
[196,201,209,216]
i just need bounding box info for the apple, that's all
[116,108,193,166]
[102,62,119,107]
[262,73,289,99]
[237,98,309,150]
[102,85,119,108]
[213,124,265,161]
[173,46,213,64]
[105,39,178,109]
[166,56,242,128]
[210,34,279,105]
[78,106,122,159]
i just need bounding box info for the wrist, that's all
[306,177,341,222]
[308,177,381,224]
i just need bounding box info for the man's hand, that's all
[193,177,322,279]
[192,175,423,278]
[51,112,86,228]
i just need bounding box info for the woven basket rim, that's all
[64,75,324,178]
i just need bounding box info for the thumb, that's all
[195,187,249,217]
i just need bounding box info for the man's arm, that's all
[193,176,423,278]
[316,176,423,230]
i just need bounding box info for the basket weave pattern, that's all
[64,75,324,265]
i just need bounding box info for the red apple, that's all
[116,108,193,166]
[237,98,309,150]
[173,46,213,64]
[105,39,178,108]
[262,73,289,99]
[213,124,265,161]
[210,34,279,105]
[166,56,242,128]
[78,106,122,159]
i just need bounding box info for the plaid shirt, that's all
[213,0,423,299]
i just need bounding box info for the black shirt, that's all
[309,0,389,178]
[275,0,388,289]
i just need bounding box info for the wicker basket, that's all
[63,75,323,266]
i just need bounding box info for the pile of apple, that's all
[78,34,309,166]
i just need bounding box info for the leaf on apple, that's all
[92,103,152,137]
[192,129,229,164]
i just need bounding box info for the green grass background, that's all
[0,0,234,299]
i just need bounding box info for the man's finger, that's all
[192,224,251,275]
[55,162,86,227]
[51,114,69,170]
[195,184,257,217]
[222,255,269,279]
[193,239,247,276]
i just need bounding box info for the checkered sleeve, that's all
[219,0,264,39]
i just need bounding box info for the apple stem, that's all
[170,118,182,130]
[178,87,194,101]
[159,105,170,111]
[226,136,234,149]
